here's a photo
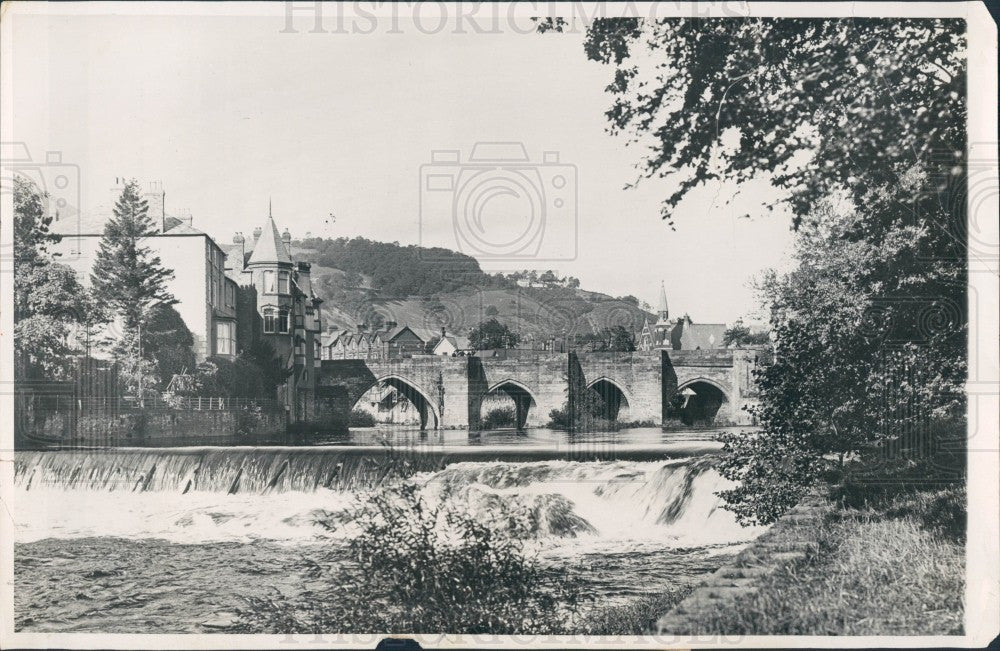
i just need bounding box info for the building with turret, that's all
[222,206,324,422]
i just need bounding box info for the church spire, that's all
[657,281,669,322]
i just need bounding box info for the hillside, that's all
[293,238,654,342]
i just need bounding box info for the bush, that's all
[348,408,376,427]
[481,406,516,429]
[234,483,582,633]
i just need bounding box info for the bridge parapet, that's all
[317,349,762,429]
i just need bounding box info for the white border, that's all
[1,2,997,649]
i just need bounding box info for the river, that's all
[12,427,765,633]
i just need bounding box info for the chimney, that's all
[281,228,291,254]
[253,226,262,239]
[441,327,446,339]
[144,181,166,231]
[233,232,245,261]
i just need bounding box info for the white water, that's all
[13,450,763,549]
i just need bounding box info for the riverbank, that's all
[655,484,964,635]
[642,440,966,637]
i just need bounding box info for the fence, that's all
[15,358,288,448]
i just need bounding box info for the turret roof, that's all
[247,216,292,265]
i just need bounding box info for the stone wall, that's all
[72,407,287,446]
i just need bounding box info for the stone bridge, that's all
[317,349,766,430]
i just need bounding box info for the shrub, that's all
[481,406,516,429]
[348,408,376,427]
[234,482,582,633]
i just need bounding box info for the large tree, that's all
[12,177,90,379]
[556,18,967,522]
[600,325,636,352]
[469,318,520,350]
[91,179,176,333]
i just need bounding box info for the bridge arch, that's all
[353,374,440,430]
[586,376,632,422]
[673,377,730,426]
[480,379,538,431]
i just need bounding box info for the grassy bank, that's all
[687,484,965,635]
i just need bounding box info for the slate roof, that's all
[384,324,423,343]
[677,323,727,350]
[247,217,292,265]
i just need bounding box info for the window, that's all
[278,309,289,334]
[294,314,305,329]
[263,270,276,294]
[278,271,290,294]
[216,321,235,355]
[263,308,276,333]
[226,283,235,308]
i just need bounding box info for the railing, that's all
[120,396,285,412]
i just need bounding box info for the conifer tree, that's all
[90,180,176,332]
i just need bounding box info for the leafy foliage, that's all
[601,325,637,352]
[481,406,517,429]
[12,177,91,380]
[718,187,965,524]
[90,179,176,331]
[469,318,520,350]
[234,483,580,633]
[239,339,287,397]
[575,19,967,522]
[723,320,771,348]
[174,356,269,399]
[142,304,196,384]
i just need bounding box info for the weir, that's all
[14,442,723,496]
[13,446,762,549]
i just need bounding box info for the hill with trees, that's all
[293,237,654,341]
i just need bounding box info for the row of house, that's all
[321,323,426,360]
[50,181,323,422]
[321,324,475,360]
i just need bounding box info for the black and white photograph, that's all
[1,2,997,648]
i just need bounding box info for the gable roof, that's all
[434,334,471,352]
[385,324,423,343]
[678,323,727,350]
[247,217,292,265]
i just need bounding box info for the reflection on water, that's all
[65,425,745,450]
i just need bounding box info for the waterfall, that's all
[14,447,447,494]
[13,448,762,546]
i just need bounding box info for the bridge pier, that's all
[318,348,762,430]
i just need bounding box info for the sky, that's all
[7,7,795,324]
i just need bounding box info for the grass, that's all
[575,586,693,635]
[686,484,965,636]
